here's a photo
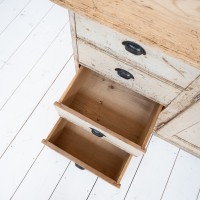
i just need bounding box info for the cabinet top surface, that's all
[52,0,200,70]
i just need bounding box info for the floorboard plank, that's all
[11,148,71,200]
[0,5,69,110]
[87,156,142,200]
[161,150,200,200]
[0,7,70,155]
[125,136,179,200]
[0,0,52,70]
[0,0,32,34]
[0,26,72,199]
[49,162,97,200]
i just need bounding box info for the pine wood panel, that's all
[55,67,162,155]
[51,0,200,70]
[43,118,132,188]
[55,104,145,156]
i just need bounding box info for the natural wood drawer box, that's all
[53,67,162,156]
[77,39,181,106]
[42,118,132,188]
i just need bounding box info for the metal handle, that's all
[115,68,134,80]
[122,41,146,55]
[90,128,105,137]
[75,163,85,170]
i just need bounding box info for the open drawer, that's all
[54,67,162,156]
[42,118,132,188]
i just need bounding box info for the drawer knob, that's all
[90,128,105,137]
[115,68,134,80]
[122,41,146,55]
[75,163,85,170]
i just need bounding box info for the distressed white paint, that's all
[158,100,200,138]
[156,75,200,129]
[157,100,200,156]
[77,39,181,106]
[75,14,200,89]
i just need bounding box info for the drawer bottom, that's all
[43,118,132,188]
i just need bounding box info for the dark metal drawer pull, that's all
[122,41,146,55]
[115,68,134,80]
[75,163,85,170]
[90,128,105,137]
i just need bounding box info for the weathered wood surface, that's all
[51,0,200,70]
[68,11,79,71]
[156,75,200,129]
[156,100,200,157]
[75,14,200,89]
[77,39,182,106]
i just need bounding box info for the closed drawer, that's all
[77,39,181,106]
[55,67,162,156]
[42,118,132,188]
[75,14,200,89]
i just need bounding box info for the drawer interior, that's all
[59,67,162,149]
[43,118,131,187]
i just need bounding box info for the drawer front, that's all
[77,39,182,106]
[55,67,162,156]
[75,14,200,89]
[43,118,132,188]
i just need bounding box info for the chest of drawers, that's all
[43,0,200,187]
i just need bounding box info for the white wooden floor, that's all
[0,1,200,199]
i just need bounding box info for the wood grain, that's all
[51,0,200,69]
[75,14,200,89]
[77,39,182,106]
[55,67,162,156]
[43,118,132,188]
[55,102,145,156]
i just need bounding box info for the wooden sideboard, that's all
[43,0,200,187]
